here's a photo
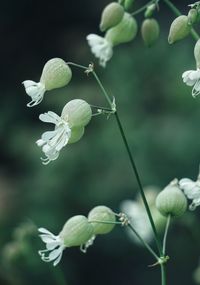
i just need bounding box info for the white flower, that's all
[120,200,153,244]
[182,68,200,97]
[179,177,200,210]
[22,80,46,107]
[36,111,71,165]
[38,228,65,266]
[86,34,113,67]
[38,227,95,266]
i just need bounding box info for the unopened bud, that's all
[168,15,191,44]
[194,39,200,68]
[60,215,94,247]
[61,99,92,128]
[124,0,135,11]
[188,8,198,25]
[40,58,72,90]
[68,126,85,144]
[100,2,124,32]
[156,179,187,217]
[105,13,138,46]
[141,18,160,47]
[144,4,156,18]
[88,206,116,234]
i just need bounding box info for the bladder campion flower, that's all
[36,99,92,164]
[38,216,94,266]
[22,58,72,107]
[182,69,200,97]
[86,34,113,67]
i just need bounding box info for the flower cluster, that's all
[87,1,162,67]
[38,206,116,266]
[23,58,92,164]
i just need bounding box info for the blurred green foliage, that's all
[1,0,200,284]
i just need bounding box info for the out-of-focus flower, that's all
[179,173,200,210]
[22,58,72,107]
[86,34,113,67]
[121,186,166,245]
[182,69,200,97]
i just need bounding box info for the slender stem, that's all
[161,263,167,285]
[89,220,122,225]
[162,215,171,255]
[128,223,159,260]
[131,0,157,16]
[90,104,112,112]
[66,62,88,70]
[163,0,200,41]
[91,71,163,256]
[114,111,163,256]
[92,71,113,107]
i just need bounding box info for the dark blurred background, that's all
[1,0,200,284]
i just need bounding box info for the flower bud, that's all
[61,99,92,128]
[40,58,72,90]
[156,179,187,217]
[141,18,160,47]
[68,126,85,144]
[194,39,200,68]
[168,15,191,44]
[60,215,94,247]
[100,2,124,32]
[188,8,198,25]
[88,206,116,234]
[105,13,138,46]
[124,0,134,11]
[144,4,156,18]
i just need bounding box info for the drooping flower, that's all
[86,34,113,67]
[38,216,94,266]
[36,111,71,165]
[182,68,200,97]
[22,58,72,107]
[38,228,65,266]
[36,99,92,165]
[179,174,200,210]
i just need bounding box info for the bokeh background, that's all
[1,0,200,284]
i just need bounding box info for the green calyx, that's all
[168,15,191,44]
[141,18,160,47]
[156,179,187,217]
[61,99,92,128]
[194,38,200,68]
[100,2,124,32]
[60,215,94,247]
[40,58,72,90]
[105,12,138,46]
[88,206,116,235]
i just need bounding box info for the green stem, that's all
[91,71,162,256]
[66,62,88,70]
[128,223,159,260]
[92,71,113,107]
[162,215,171,255]
[161,263,167,285]
[163,0,200,41]
[114,111,163,255]
[131,0,157,16]
[89,220,122,225]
